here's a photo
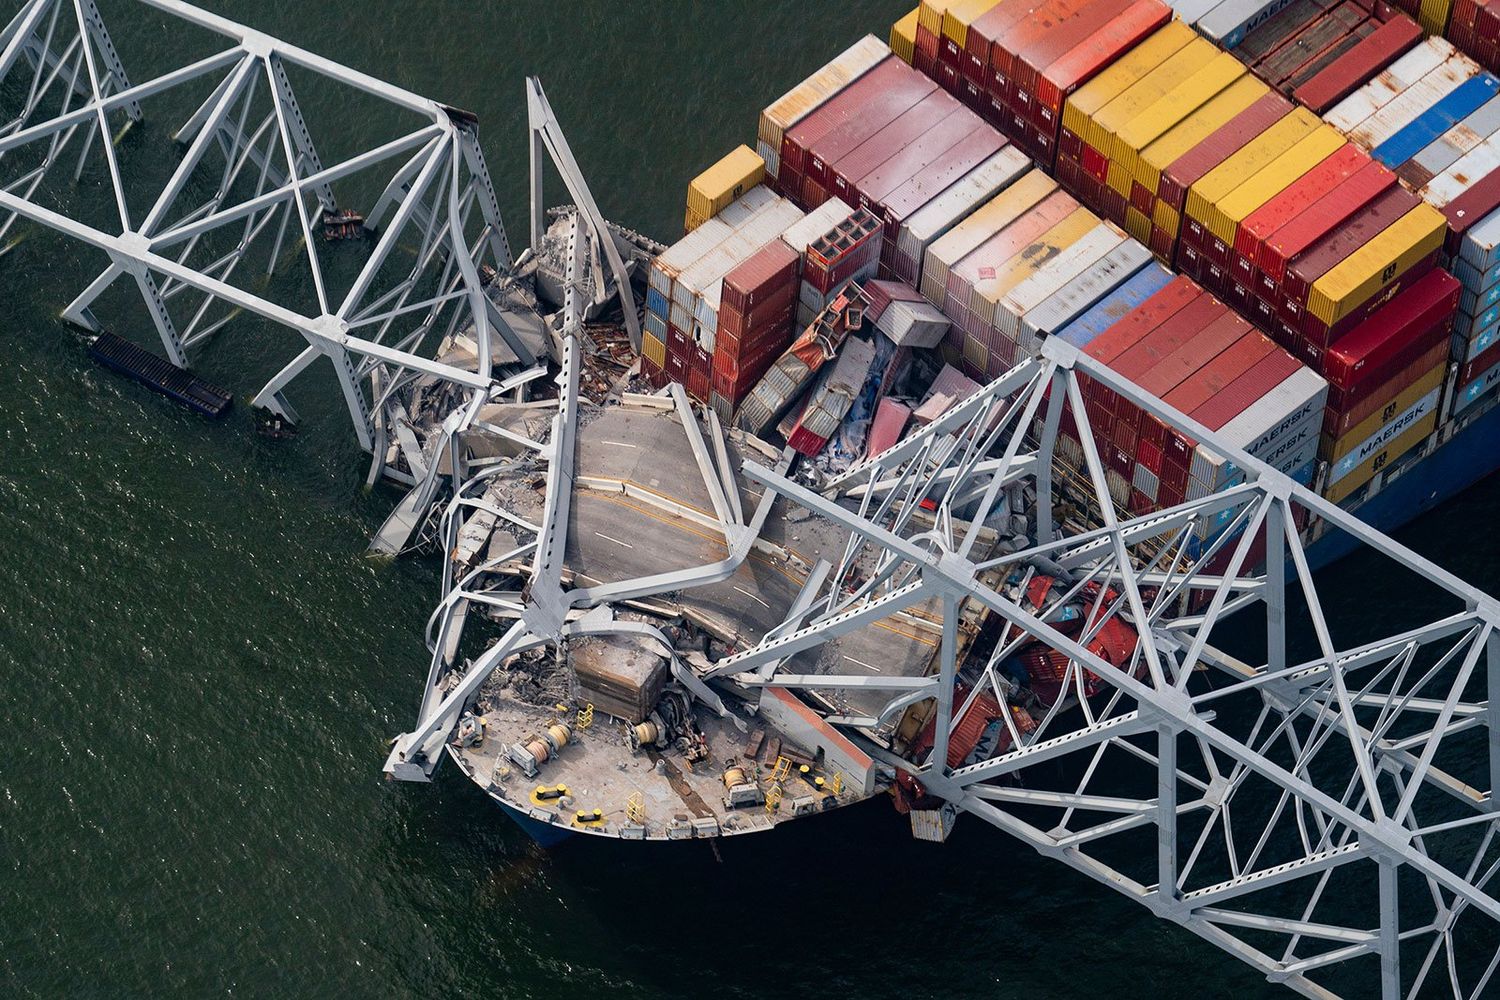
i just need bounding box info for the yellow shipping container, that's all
[942,0,1000,51]
[1088,37,1219,192]
[642,332,667,369]
[1418,0,1454,34]
[1321,362,1445,463]
[921,170,1058,304]
[684,207,707,233]
[1138,75,1268,200]
[1323,409,1437,504]
[891,8,919,63]
[1125,207,1152,244]
[962,331,988,372]
[1062,23,1196,153]
[972,208,1098,329]
[1307,204,1447,326]
[1113,53,1246,194]
[918,0,953,36]
[686,145,765,223]
[1183,107,1320,234]
[1153,200,1180,236]
[1202,126,1345,250]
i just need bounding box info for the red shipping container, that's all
[721,239,800,316]
[1295,18,1421,112]
[1440,167,1500,255]
[1282,184,1417,304]
[1193,349,1301,432]
[1161,331,1277,462]
[1234,143,1366,281]
[805,72,938,192]
[827,89,961,202]
[854,110,993,212]
[1035,1,1171,134]
[1324,338,1448,437]
[1136,309,1255,409]
[1005,0,1104,118]
[719,282,797,345]
[1259,159,1396,285]
[1299,250,1438,350]
[781,58,903,178]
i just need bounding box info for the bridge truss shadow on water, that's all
[2,2,1500,998]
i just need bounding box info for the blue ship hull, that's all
[1304,400,1500,570]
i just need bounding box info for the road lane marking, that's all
[600,440,637,448]
[844,655,882,673]
[734,585,771,609]
[594,531,634,549]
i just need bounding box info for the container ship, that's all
[407,0,1500,859]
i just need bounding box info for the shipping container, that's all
[686,145,766,228]
[1295,16,1424,113]
[894,148,1031,281]
[758,36,891,179]
[1054,263,1176,346]
[920,169,1057,305]
[1324,38,1456,133]
[892,8,920,64]
[782,59,914,184]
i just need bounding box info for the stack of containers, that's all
[890,148,1033,283]
[1322,37,1500,419]
[800,209,886,320]
[1221,0,1422,113]
[1449,0,1500,73]
[756,36,890,187]
[945,0,1174,164]
[672,197,805,400]
[1061,274,1329,535]
[641,189,804,395]
[1387,0,1457,34]
[684,146,766,234]
[711,239,802,418]
[781,198,861,328]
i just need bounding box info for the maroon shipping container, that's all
[1193,349,1301,431]
[1259,159,1396,284]
[1159,331,1275,457]
[719,291,797,352]
[1082,277,1202,411]
[1159,93,1295,210]
[1324,337,1448,437]
[1439,167,1500,254]
[854,108,994,212]
[1299,251,1438,350]
[1136,310,1257,451]
[1037,0,1173,135]
[1281,185,1418,305]
[1295,15,1422,113]
[721,239,800,316]
[825,90,958,201]
[1319,268,1460,388]
[804,72,939,192]
[878,131,1015,245]
[780,57,903,179]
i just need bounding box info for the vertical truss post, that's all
[1489,627,1500,812]
[1265,493,1287,675]
[1378,858,1401,1000]
[1157,723,1179,910]
[931,592,959,775]
[1035,366,1066,545]
[126,260,186,365]
[265,52,334,211]
[455,125,511,268]
[329,342,374,451]
[77,0,139,119]
[528,101,544,253]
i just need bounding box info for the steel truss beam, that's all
[722,339,1500,1000]
[0,0,520,452]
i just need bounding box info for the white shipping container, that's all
[757,36,890,169]
[1460,206,1500,272]
[896,151,1031,278]
[1196,0,1298,50]
[1421,127,1500,208]
[1225,368,1329,457]
[1408,94,1500,182]
[1326,38,1455,134]
[919,183,1061,308]
[995,223,1126,342]
[650,218,734,296]
[1348,56,1477,152]
[1019,241,1153,352]
[672,199,804,310]
[1167,0,1223,27]
[1326,384,1441,487]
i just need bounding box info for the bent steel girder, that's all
[0,0,520,450]
[723,339,1500,1000]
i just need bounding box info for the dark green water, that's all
[3,2,1498,997]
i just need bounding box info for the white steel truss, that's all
[4,2,1498,997]
[719,338,1500,1000]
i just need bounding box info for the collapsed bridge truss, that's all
[1,2,1498,998]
